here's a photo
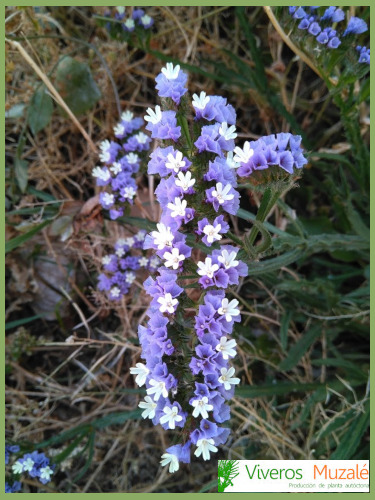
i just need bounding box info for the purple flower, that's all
[99,140,121,164]
[132,8,145,20]
[139,15,154,29]
[5,481,22,493]
[145,107,181,141]
[308,21,321,36]
[196,215,229,246]
[343,17,368,36]
[321,7,345,23]
[205,182,240,215]
[327,36,341,49]
[155,63,188,105]
[293,7,307,20]
[356,45,370,64]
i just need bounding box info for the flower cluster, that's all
[103,7,154,33]
[288,7,368,51]
[93,110,151,220]
[131,63,251,472]
[234,133,307,178]
[6,448,54,492]
[356,45,370,65]
[97,229,160,301]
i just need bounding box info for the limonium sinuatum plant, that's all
[130,62,307,472]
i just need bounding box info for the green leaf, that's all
[330,401,369,459]
[236,381,323,398]
[199,479,217,493]
[247,248,304,276]
[27,85,53,134]
[5,219,52,254]
[5,313,49,331]
[14,157,28,193]
[73,431,96,482]
[278,325,321,371]
[311,358,367,382]
[90,409,142,429]
[55,56,101,116]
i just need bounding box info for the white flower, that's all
[161,62,180,80]
[130,362,149,387]
[39,465,53,482]
[125,272,136,284]
[194,439,218,461]
[113,122,126,136]
[167,197,187,218]
[99,140,111,163]
[99,139,110,151]
[150,256,160,268]
[191,397,213,419]
[122,186,136,199]
[139,395,157,419]
[115,247,125,258]
[23,457,35,472]
[166,151,186,173]
[110,286,121,298]
[135,132,149,144]
[163,247,185,270]
[124,236,134,247]
[146,378,168,401]
[139,256,149,267]
[218,366,240,390]
[215,336,237,360]
[124,18,135,30]
[110,162,122,175]
[135,231,145,242]
[126,152,139,164]
[116,6,125,15]
[157,293,178,314]
[92,166,111,182]
[175,171,196,191]
[233,141,254,164]
[197,257,219,278]
[218,298,240,322]
[202,223,222,244]
[219,122,237,140]
[140,15,152,26]
[159,405,183,429]
[211,183,234,205]
[160,453,179,473]
[102,192,115,206]
[151,223,174,250]
[226,151,241,169]
[217,250,239,269]
[12,460,24,474]
[192,91,210,110]
[121,110,134,122]
[101,255,112,266]
[144,105,162,125]
[116,238,127,246]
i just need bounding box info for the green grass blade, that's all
[330,401,369,459]
[5,219,52,253]
[278,325,321,371]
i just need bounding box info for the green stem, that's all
[247,187,281,247]
[227,231,244,247]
